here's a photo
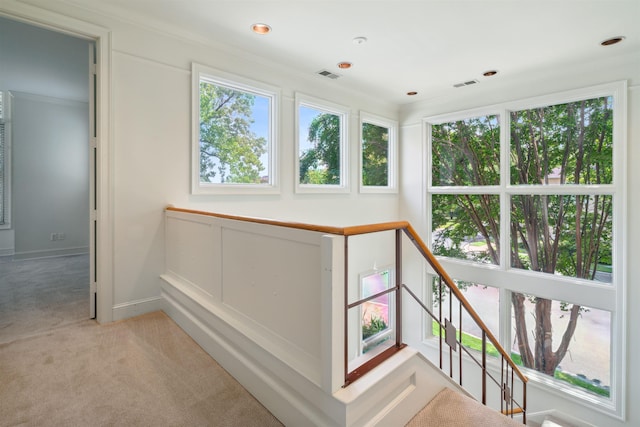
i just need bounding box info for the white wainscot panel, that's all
[221,226,322,361]
[166,213,221,300]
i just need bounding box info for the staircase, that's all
[162,207,527,426]
[406,388,522,427]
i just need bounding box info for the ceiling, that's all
[18,0,640,105]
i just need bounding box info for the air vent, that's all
[317,70,341,80]
[453,79,479,88]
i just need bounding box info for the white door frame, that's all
[0,3,114,323]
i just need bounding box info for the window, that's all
[192,63,278,194]
[0,90,10,228]
[295,93,349,192]
[360,268,394,354]
[360,112,397,193]
[426,82,626,416]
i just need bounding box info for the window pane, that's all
[298,105,342,185]
[348,269,395,369]
[432,279,500,345]
[361,270,392,352]
[362,122,389,186]
[199,80,270,184]
[431,115,500,186]
[511,195,612,282]
[511,293,611,397]
[510,97,613,186]
[432,194,500,265]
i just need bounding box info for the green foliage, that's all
[430,97,614,381]
[299,113,341,185]
[431,193,500,265]
[362,122,389,186]
[432,115,500,187]
[430,322,609,397]
[199,81,267,184]
[362,315,388,340]
[554,371,610,397]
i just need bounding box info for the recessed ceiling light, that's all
[407,91,418,96]
[483,70,498,77]
[337,62,352,69]
[353,36,368,45]
[251,23,271,35]
[601,36,625,46]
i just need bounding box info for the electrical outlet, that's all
[57,233,65,240]
[50,233,65,241]
[50,233,56,241]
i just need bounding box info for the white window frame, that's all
[359,266,395,355]
[359,112,398,193]
[0,90,12,230]
[191,63,279,195]
[295,93,349,193]
[423,81,627,420]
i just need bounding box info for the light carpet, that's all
[0,254,88,344]
[0,310,284,426]
[405,387,522,427]
[1,255,282,426]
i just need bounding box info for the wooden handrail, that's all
[403,224,528,384]
[166,206,346,234]
[165,206,527,384]
[166,206,407,237]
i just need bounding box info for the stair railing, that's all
[341,223,527,423]
[165,207,527,423]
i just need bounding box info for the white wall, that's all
[0,3,401,316]
[5,3,637,426]
[398,53,640,427]
[0,16,89,102]
[0,15,90,258]
[105,20,401,309]
[11,92,89,258]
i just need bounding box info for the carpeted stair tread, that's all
[405,387,522,427]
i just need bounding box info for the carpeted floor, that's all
[0,255,283,426]
[0,254,88,344]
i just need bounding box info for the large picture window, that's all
[295,93,349,193]
[426,82,626,417]
[192,63,278,194]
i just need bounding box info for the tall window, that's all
[0,90,10,228]
[426,82,625,416]
[192,63,278,194]
[360,112,398,193]
[295,93,349,192]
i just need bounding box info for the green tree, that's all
[431,116,501,266]
[509,97,612,375]
[431,97,613,378]
[362,122,389,186]
[199,82,266,183]
[299,113,340,185]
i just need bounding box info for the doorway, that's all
[0,16,97,340]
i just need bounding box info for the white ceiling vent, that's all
[453,79,479,88]
[317,70,341,80]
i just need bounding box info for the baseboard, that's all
[161,279,343,427]
[0,248,14,257]
[13,246,89,260]
[159,275,443,427]
[112,296,164,321]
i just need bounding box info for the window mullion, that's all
[499,108,511,350]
